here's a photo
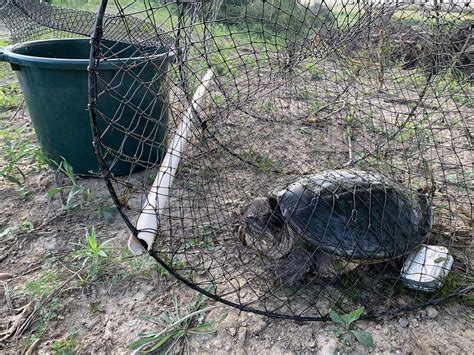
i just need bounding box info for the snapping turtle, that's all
[239,170,432,285]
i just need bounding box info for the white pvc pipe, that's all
[129,68,215,253]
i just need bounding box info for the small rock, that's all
[319,338,338,355]
[426,307,439,319]
[229,327,237,337]
[237,327,247,346]
[409,318,418,327]
[398,317,409,328]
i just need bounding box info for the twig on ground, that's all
[0,245,14,263]
[7,99,25,123]
[0,303,33,342]
[24,337,41,355]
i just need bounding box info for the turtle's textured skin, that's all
[272,169,432,262]
[239,197,296,261]
[240,169,432,285]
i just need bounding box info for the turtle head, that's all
[239,195,297,260]
[242,197,284,235]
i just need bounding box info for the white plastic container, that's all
[401,245,454,292]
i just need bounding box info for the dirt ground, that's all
[0,169,473,355]
[1,34,473,354]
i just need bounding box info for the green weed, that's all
[46,160,93,211]
[0,127,48,186]
[128,291,226,353]
[44,158,116,220]
[329,307,374,349]
[111,248,172,283]
[181,224,215,252]
[73,227,115,284]
[25,272,61,298]
[0,220,34,240]
[242,149,286,175]
[0,81,22,110]
[22,272,65,350]
[51,331,79,355]
[305,63,325,81]
[263,99,275,113]
[25,297,64,352]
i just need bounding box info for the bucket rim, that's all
[2,38,175,70]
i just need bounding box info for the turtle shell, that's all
[275,170,432,262]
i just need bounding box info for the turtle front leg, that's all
[273,245,313,286]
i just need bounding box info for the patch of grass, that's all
[263,98,276,114]
[242,149,287,175]
[180,224,215,252]
[51,331,79,355]
[305,63,325,81]
[329,307,374,350]
[25,297,64,352]
[25,272,61,298]
[0,220,34,240]
[432,69,473,107]
[108,248,172,284]
[21,271,65,350]
[128,291,226,353]
[47,159,94,211]
[298,126,314,137]
[0,81,22,111]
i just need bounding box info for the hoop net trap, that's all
[1,0,473,320]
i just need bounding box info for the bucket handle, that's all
[0,48,6,62]
[0,48,19,70]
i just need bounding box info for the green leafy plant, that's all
[51,331,79,355]
[0,127,48,186]
[46,158,115,219]
[47,159,94,210]
[74,227,115,283]
[329,307,374,348]
[128,291,226,353]
[0,220,34,240]
[0,81,22,111]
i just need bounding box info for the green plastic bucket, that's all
[0,38,174,175]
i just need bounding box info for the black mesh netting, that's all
[2,0,473,320]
